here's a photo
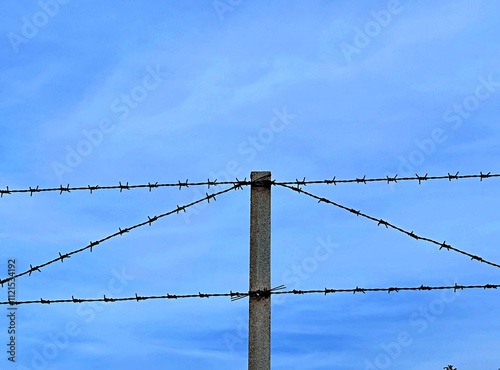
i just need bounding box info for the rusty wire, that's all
[1,282,498,306]
[0,171,498,198]
[277,183,500,270]
[0,184,240,286]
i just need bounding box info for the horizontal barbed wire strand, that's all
[275,171,498,186]
[1,282,498,306]
[277,183,500,270]
[0,179,251,197]
[1,171,497,197]
[0,184,240,286]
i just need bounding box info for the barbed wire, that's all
[0,179,251,197]
[1,171,497,198]
[1,282,498,306]
[275,171,499,186]
[277,183,500,270]
[0,184,240,286]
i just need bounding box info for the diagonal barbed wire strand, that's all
[0,171,498,198]
[0,184,241,286]
[277,183,500,270]
[1,282,498,306]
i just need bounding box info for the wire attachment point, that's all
[234,177,247,190]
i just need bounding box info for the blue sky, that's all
[1,0,500,369]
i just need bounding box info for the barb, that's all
[273,171,499,186]
[278,183,500,270]
[0,184,240,286]
[1,282,498,306]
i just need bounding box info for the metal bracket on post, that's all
[248,171,271,370]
